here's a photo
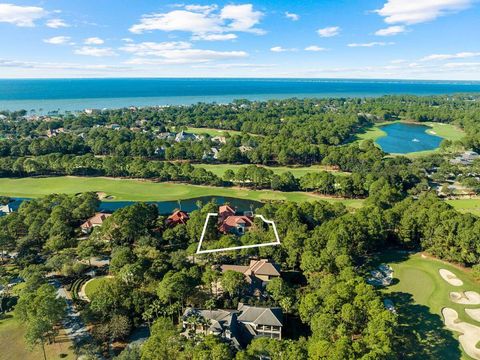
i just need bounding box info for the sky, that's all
[0,0,479,79]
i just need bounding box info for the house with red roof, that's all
[218,205,254,235]
[166,210,189,227]
[80,212,111,233]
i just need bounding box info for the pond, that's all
[5,196,263,215]
[376,122,444,154]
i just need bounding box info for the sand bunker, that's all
[439,269,464,286]
[466,308,480,323]
[442,308,480,360]
[450,291,480,305]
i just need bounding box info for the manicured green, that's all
[84,276,109,300]
[0,313,74,360]
[446,198,480,217]
[423,122,466,142]
[193,164,348,178]
[0,176,364,207]
[373,250,479,359]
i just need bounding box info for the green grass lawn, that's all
[372,250,479,359]
[0,313,74,360]
[84,276,109,300]
[0,176,364,208]
[186,127,243,137]
[446,198,480,217]
[193,164,348,178]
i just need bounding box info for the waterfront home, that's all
[166,210,189,227]
[0,204,13,216]
[218,205,254,235]
[80,212,112,233]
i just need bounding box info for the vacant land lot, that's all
[0,177,364,207]
[193,164,347,178]
[0,313,74,360]
[374,251,479,359]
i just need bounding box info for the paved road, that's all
[51,279,90,344]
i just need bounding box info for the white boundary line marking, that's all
[196,213,281,254]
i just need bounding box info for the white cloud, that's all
[84,37,104,45]
[444,62,480,68]
[184,4,218,14]
[43,36,72,45]
[348,42,394,47]
[129,4,264,38]
[375,25,406,36]
[305,45,327,52]
[317,26,340,37]
[122,38,134,43]
[390,59,406,63]
[191,33,237,41]
[421,51,480,61]
[46,18,69,28]
[0,3,47,27]
[270,46,297,52]
[285,12,299,21]
[120,41,247,64]
[74,46,118,57]
[220,4,264,33]
[375,0,473,25]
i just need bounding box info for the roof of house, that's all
[221,259,280,277]
[0,204,13,214]
[166,210,189,224]
[237,303,283,327]
[183,308,237,333]
[246,259,280,277]
[219,205,236,216]
[219,215,253,233]
[80,212,111,228]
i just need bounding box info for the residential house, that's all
[182,304,283,348]
[219,215,253,235]
[202,147,220,161]
[182,308,241,348]
[0,204,13,216]
[166,210,189,227]
[221,259,281,286]
[450,151,480,166]
[237,303,283,340]
[175,131,202,142]
[157,132,176,141]
[80,212,112,233]
[218,205,254,235]
[0,114,7,120]
[239,145,253,153]
[219,204,236,220]
[108,124,121,130]
[212,136,227,144]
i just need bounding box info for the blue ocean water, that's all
[376,123,443,154]
[1,78,480,113]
